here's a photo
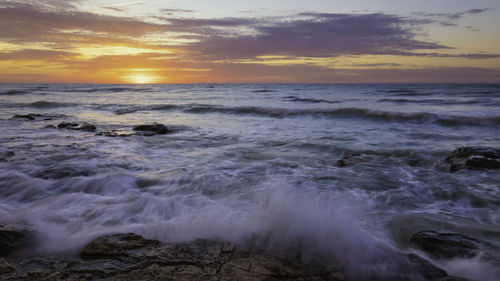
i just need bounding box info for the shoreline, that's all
[0,232,471,281]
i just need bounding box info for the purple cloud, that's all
[173,13,449,59]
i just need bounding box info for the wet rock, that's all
[13,113,61,121]
[336,152,373,167]
[410,231,481,259]
[57,122,96,132]
[446,146,500,172]
[0,151,14,162]
[95,129,135,137]
[0,258,16,278]
[0,223,34,256]
[33,166,95,179]
[1,90,25,96]
[80,233,161,258]
[133,124,168,136]
[2,233,345,280]
[2,232,475,280]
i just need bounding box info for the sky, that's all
[0,0,499,83]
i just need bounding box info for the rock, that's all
[0,151,14,162]
[95,130,135,137]
[13,113,61,121]
[0,258,16,278]
[1,232,476,281]
[336,152,373,167]
[2,233,345,280]
[409,231,481,259]
[1,90,25,95]
[133,124,168,135]
[0,223,34,256]
[446,146,500,172]
[80,233,161,258]
[57,122,96,132]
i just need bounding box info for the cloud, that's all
[1,2,453,60]
[0,2,165,44]
[161,8,195,14]
[101,1,143,12]
[414,8,490,27]
[0,49,75,61]
[447,8,489,19]
[170,13,449,59]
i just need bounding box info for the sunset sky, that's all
[1,0,499,83]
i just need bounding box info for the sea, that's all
[1,84,499,280]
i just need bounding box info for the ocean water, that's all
[1,84,499,279]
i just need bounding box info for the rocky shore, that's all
[3,113,499,280]
[1,224,481,281]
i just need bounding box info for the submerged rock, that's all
[57,122,96,132]
[336,152,373,167]
[133,124,168,136]
[410,231,481,259]
[13,113,62,121]
[446,146,500,172]
[0,151,14,162]
[0,223,34,256]
[1,90,25,95]
[95,129,135,137]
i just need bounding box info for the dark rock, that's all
[1,90,25,95]
[13,113,65,121]
[13,114,37,120]
[57,122,96,132]
[0,151,14,162]
[95,130,135,137]
[2,233,344,280]
[0,258,16,278]
[133,124,168,135]
[80,233,161,258]
[409,231,481,259]
[446,146,500,172]
[34,166,95,179]
[336,152,373,167]
[0,223,34,256]
[1,232,476,281]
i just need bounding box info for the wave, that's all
[184,105,500,126]
[113,104,178,115]
[67,87,153,93]
[110,103,500,126]
[28,101,77,108]
[251,89,277,93]
[377,98,486,105]
[284,96,340,104]
[386,88,418,94]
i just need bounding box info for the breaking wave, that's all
[28,101,77,108]
[111,103,500,126]
[67,87,153,93]
[283,95,340,104]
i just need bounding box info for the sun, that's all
[126,74,158,84]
